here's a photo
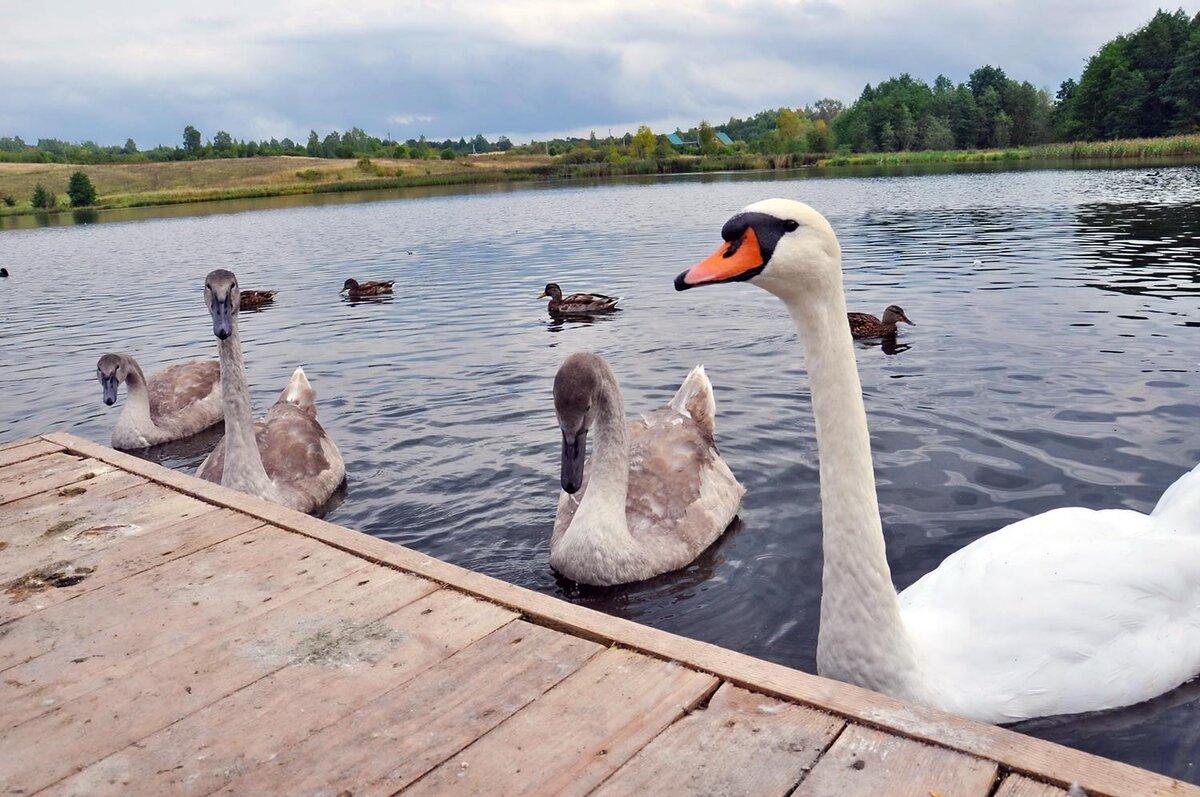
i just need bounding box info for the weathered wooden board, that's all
[0,440,64,469]
[0,437,40,453]
[0,527,369,728]
[595,682,844,796]
[0,484,216,581]
[995,774,1070,797]
[9,567,434,795]
[0,508,265,624]
[0,453,115,505]
[406,646,719,796]
[0,469,146,548]
[793,723,999,797]
[218,619,601,796]
[58,589,519,796]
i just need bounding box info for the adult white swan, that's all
[197,269,345,515]
[550,353,744,585]
[675,198,1200,723]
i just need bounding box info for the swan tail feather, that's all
[1151,460,1200,534]
[669,365,716,436]
[278,367,317,415]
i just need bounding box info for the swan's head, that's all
[674,199,841,301]
[882,305,915,326]
[96,353,130,406]
[538,283,563,300]
[553,352,616,494]
[204,269,240,340]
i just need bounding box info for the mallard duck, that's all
[0,268,8,278]
[96,353,221,449]
[341,278,394,298]
[198,270,346,514]
[239,289,277,308]
[847,304,914,338]
[538,283,618,315]
[675,198,1200,724]
[550,353,744,585]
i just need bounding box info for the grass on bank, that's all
[3,133,1200,219]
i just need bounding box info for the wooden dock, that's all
[0,432,1193,797]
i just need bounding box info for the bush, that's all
[67,171,97,207]
[295,168,323,181]
[0,194,15,207]
[440,148,457,160]
[30,183,56,209]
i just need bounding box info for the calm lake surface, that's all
[2,164,1199,781]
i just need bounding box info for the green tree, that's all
[698,121,719,155]
[30,183,55,209]
[1162,27,1200,132]
[122,138,138,155]
[182,125,201,154]
[806,119,834,151]
[66,171,97,207]
[776,108,803,140]
[213,130,233,154]
[919,116,955,150]
[631,125,656,158]
[306,131,320,156]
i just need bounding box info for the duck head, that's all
[204,269,240,340]
[538,283,563,301]
[674,198,841,304]
[341,278,359,294]
[882,305,915,326]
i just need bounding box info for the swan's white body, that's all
[551,358,744,586]
[682,198,1200,723]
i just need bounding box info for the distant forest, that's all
[3,8,1199,164]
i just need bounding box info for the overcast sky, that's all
[0,1,1177,147]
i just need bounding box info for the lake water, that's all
[2,164,1199,781]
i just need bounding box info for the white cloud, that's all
[0,0,1170,146]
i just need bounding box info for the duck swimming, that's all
[550,353,744,586]
[197,269,346,514]
[239,290,277,308]
[847,305,914,339]
[341,278,394,298]
[676,198,1200,724]
[539,283,618,316]
[96,353,221,449]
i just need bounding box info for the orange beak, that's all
[675,227,764,290]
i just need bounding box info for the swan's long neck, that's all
[785,280,925,700]
[119,359,156,434]
[562,375,634,553]
[217,324,276,497]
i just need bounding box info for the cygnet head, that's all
[96,353,132,406]
[553,352,617,494]
[204,269,240,340]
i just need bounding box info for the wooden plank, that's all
[0,437,41,453]
[995,774,1070,797]
[0,508,265,624]
[595,682,844,796]
[58,589,519,796]
[0,484,217,581]
[406,647,719,796]
[0,440,64,469]
[7,567,435,795]
[0,469,146,542]
[793,724,998,797]
[216,619,600,796]
[0,453,114,506]
[0,527,369,728]
[41,433,1199,797]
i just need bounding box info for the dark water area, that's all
[2,164,1199,781]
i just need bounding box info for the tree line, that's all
[2,7,1198,166]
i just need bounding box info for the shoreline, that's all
[3,136,1199,224]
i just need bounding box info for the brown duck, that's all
[341,278,394,298]
[538,282,619,315]
[239,290,277,308]
[847,305,915,339]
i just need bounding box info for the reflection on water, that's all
[2,163,1199,781]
